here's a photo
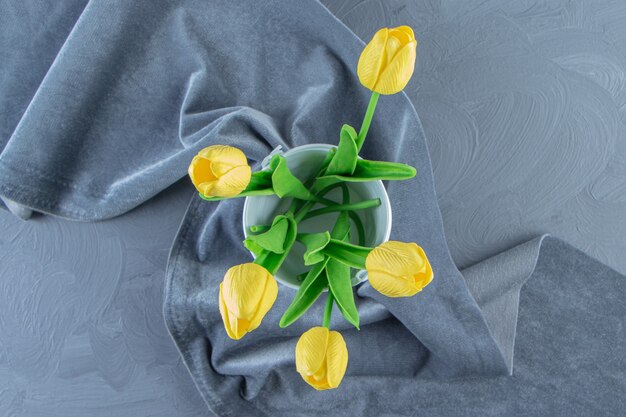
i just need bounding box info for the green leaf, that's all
[253,213,297,275]
[243,215,289,254]
[331,210,351,240]
[326,124,358,176]
[248,169,274,189]
[322,239,371,270]
[298,232,331,266]
[279,260,329,328]
[314,159,417,190]
[328,185,350,241]
[270,155,314,200]
[327,209,360,329]
[352,159,417,180]
[306,147,337,187]
[326,257,359,329]
[243,239,264,257]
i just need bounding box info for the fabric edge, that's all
[460,234,549,373]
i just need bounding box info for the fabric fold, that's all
[461,234,550,373]
[0,0,509,383]
[2,1,623,416]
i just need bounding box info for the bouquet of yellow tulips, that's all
[188,26,432,390]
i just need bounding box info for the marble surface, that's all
[1,0,626,416]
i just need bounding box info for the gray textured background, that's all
[1,0,625,416]
[323,0,626,273]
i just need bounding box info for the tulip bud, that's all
[188,145,251,198]
[295,327,348,390]
[218,263,278,340]
[357,26,418,95]
[365,241,433,297]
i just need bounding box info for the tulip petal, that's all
[222,263,272,320]
[232,318,250,339]
[296,327,329,378]
[219,283,240,339]
[357,28,388,91]
[188,156,217,191]
[190,145,251,197]
[366,241,424,277]
[389,26,415,44]
[306,371,331,390]
[384,35,404,65]
[413,246,434,290]
[206,165,251,197]
[368,269,418,297]
[197,180,217,196]
[367,242,433,297]
[198,145,248,172]
[373,41,416,95]
[247,273,278,332]
[325,331,348,388]
[310,358,328,383]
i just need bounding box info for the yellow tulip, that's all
[365,241,433,297]
[357,26,418,95]
[218,263,278,340]
[295,327,348,390]
[188,145,251,198]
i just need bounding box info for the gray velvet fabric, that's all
[1,195,624,416]
[168,233,626,416]
[0,0,624,416]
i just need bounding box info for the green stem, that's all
[199,170,275,201]
[254,240,296,275]
[322,291,334,328]
[294,200,316,223]
[302,198,381,220]
[340,183,350,204]
[347,211,366,246]
[249,224,271,234]
[199,188,275,201]
[318,196,339,206]
[356,92,380,152]
[294,182,345,222]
